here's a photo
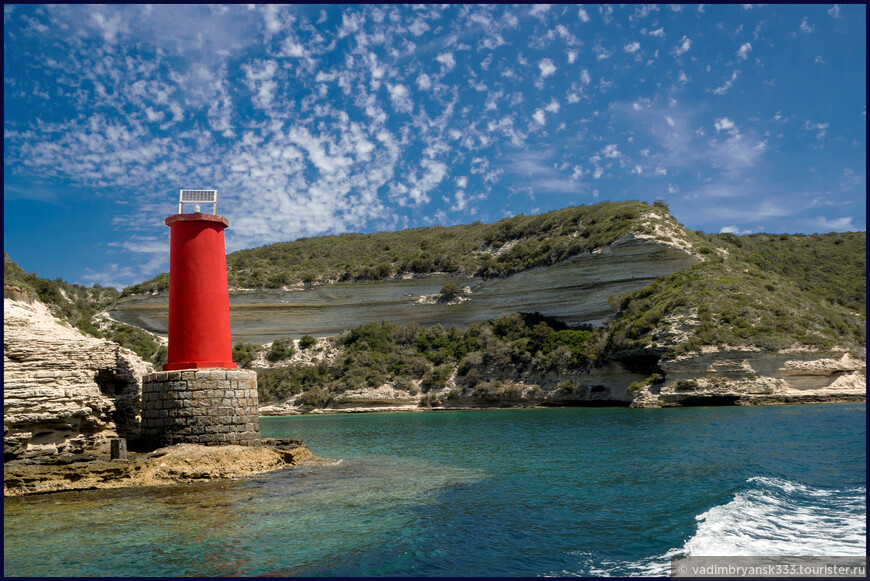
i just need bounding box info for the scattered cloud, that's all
[673,36,692,56]
[538,58,557,77]
[712,70,740,95]
[3,4,865,287]
[799,18,814,34]
[714,117,736,133]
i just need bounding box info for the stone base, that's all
[140,369,260,449]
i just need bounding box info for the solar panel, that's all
[178,189,218,214]
[180,189,216,202]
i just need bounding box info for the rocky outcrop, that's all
[3,295,152,461]
[108,235,700,343]
[631,348,866,407]
[4,439,318,496]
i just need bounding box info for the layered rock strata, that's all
[4,295,152,461]
[141,369,261,448]
[109,235,700,343]
[631,349,866,407]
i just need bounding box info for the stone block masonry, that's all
[140,369,260,449]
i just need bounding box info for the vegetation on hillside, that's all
[605,231,866,355]
[249,314,604,407]
[122,200,674,295]
[245,228,865,409]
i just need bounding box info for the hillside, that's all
[606,231,866,356]
[121,200,684,295]
[240,229,865,412]
[6,200,865,411]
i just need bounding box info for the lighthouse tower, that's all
[139,189,260,449]
[163,190,237,371]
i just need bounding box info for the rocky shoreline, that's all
[4,438,319,497]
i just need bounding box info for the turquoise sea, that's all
[3,403,866,577]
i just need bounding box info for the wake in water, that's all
[559,477,866,577]
[682,477,866,557]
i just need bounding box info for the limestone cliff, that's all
[630,348,866,407]
[4,293,152,461]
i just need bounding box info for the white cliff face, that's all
[631,348,866,407]
[3,295,152,460]
[109,236,701,343]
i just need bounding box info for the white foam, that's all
[683,478,866,557]
[563,477,866,577]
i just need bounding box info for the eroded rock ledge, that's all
[631,349,866,407]
[4,439,318,497]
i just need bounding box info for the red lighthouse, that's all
[163,189,237,371]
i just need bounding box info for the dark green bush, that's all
[267,337,295,362]
[232,342,262,368]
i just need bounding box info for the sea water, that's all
[3,403,865,576]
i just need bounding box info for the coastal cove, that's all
[4,403,866,577]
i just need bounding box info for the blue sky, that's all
[4,4,866,289]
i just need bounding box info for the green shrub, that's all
[232,342,262,368]
[673,379,699,391]
[267,337,295,362]
[299,335,317,350]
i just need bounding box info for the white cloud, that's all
[737,42,752,60]
[263,4,283,36]
[828,5,841,18]
[800,18,813,34]
[578,6,590,23]
[416,73,431,91]
[436,52,455,70]
[529,4,550,19]
[593,43,611,60]
[802,120,830,139]
[388,83,413,114]
[580,69,591,84]
[567,50,577,64]
[545,99,560,113]
[539,58,557,77]
[817,216,854,231]
[714,117,736,132]
[720,225,753,235]
[673,36,691,56]
[602,144,621,158]
[533,109,546,125]
[649,27,665,37]
[712,70,740,95]
[408,18,429,36]
[624,41,641,54]
[89,9,127,44]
